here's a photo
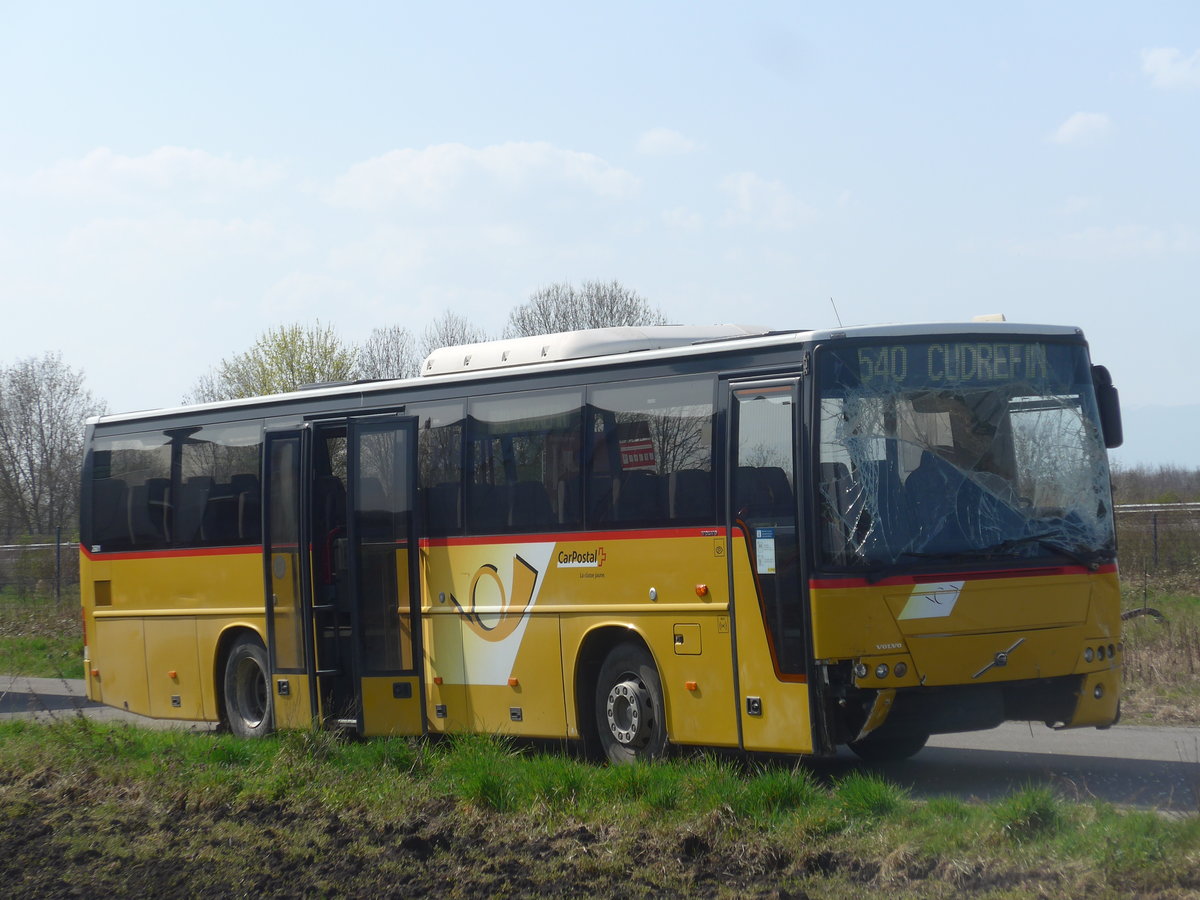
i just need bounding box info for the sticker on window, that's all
[755,528,776,574]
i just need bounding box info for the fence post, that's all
[56,525,62,604]
[1151,513,1159,571]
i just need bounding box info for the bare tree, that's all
[358,325,420,381]
[419,310,490,361]
[0,353,106,539]
[186,321,358,403]
[505,280,667,337]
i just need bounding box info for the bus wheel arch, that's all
[578,629,668,764]
[218,628,273,739]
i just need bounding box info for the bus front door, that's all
[728,380,815,754]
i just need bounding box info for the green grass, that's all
[1120,584,1200,725]
[1,722,1197,898]
[0,593,83,678]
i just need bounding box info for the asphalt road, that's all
[3,676,1198,813]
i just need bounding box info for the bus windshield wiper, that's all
[901,532,1110,568]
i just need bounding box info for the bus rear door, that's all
[264,417,424,736]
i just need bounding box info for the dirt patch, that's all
[5,764,1199,899]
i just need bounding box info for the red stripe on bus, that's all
[81,544,263,562]
[421,526,722,548]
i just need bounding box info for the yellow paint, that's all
[730,538,813,754]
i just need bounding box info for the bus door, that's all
[263,426,319,729]
[344,416,423,736]
[728,380,815,753]
[264,418,424,736]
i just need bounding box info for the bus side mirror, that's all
[1092,365,1123,449]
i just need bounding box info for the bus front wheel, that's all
[223,634,273,739]
[847,730,928,762]
[595,642,667,764]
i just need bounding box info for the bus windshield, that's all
[816,337,1115,570]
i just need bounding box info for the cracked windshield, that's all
[817,338,1114,569]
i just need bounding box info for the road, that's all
[3,676,1198,813]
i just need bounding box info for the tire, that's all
[595,642,667,764]
[847,730,928,762]
[223,634,273,739]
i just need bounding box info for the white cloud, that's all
[20,146,285,201]
[62,215,294,270]
[1050,112,1112,145]
[1142,47,1200,90]
[662,207,704,230]
[635,128,698,156]
[327,142,639,211]
[719,172,812,230]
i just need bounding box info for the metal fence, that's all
[1114,503,1200,576]
[0,529,79,600]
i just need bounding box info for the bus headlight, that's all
[1083,647,1094,663]
[854,663,868,679]
[875,663,889,679]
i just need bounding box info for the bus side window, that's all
[587,375,716,529]
[414,401,465,537]
[466,389,583,535]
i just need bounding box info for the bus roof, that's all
[88,320,1084,427]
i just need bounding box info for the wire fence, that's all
[1114,503,1200,578]
[0,530,79,603]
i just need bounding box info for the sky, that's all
[1,2,1197,467]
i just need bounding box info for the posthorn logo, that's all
[556,547,606,568]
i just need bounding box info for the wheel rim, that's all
[606,677,653,747]
[234,655,268,728]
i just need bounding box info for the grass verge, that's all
[1,722,1198,898]
[0,593,83,679]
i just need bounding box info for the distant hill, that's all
[1109,405,1200,471]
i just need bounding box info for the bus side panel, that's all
[91,616,150,715]
[83,549,263,722]
[730,537,814,754]
[559,612,741,749]
[143,618,202,719]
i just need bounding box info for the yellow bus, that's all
[80,321,1124,762]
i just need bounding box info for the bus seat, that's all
[230,474,261,542]
[128,477,171,546]
[202,483,240,545]
[424,482,461,534]
[175,476,214,545]
[91,478,129,548]
[588,474,616,524]
[557,476,582,526]
[510,481,556,530]
[468,482,509,534]
[669,469,713,520]
[617,470,664,522]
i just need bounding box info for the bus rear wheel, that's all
[223,634,273,739]
[595,642,667,764]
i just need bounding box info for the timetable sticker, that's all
[755,528,776,575]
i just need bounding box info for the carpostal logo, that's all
[557,547,606,569]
